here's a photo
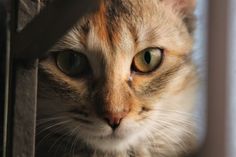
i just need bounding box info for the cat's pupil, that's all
[70,53,80,67]
[144,51,151,64]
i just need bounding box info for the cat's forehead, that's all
[86,0,168,31]
[54,0,192,58]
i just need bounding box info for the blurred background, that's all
[194,0,207,145]
[228,0,236,156]
[195,0,236,157]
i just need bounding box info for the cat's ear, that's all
[162,0,196,34]
[162,0,196,15]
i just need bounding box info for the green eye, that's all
[132,48,163,73]
[56,50,89,76]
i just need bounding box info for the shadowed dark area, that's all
[0,1,6,154]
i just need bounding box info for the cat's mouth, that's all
[66,109,146,151]
[101,126,128,139]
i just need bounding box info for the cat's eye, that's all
[132,48,163,73]
[56,50,89,76]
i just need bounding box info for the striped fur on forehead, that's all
[56,0,193,52]
[52,0,136,52]
[85,0,133,49]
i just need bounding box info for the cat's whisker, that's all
[50,124,82,156]
[154,117,194,128]
[71,138,78,157]
[68,127,80,156]
[141,116,196,151]
[140,114,195,129]
[60,126,80,156]
[37,110,71,116]
[36,119,72,136]
[150,110,197,120]
[36,124,68,149]
[137,121,166,150]
[47,126,71,153]
[151,125,192,155]
[36,116,69,126]
[152,124,195,152]
[144,116,195,135]
[52,131,73,157]
[145,124,179,156]
[150,108,199,118]
[37,115,68,121]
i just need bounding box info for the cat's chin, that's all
[85,133,141,152]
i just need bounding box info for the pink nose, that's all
[104,111,128,130]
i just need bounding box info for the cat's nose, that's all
[104,111,128,130]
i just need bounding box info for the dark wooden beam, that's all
[2,0,19,156]
[11,61,38,157]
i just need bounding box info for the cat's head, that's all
[37,0,198,155]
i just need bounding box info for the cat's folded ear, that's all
[162,0,196,34]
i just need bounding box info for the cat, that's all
[20,0,199,156]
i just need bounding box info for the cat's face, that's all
[37,0,198,155]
